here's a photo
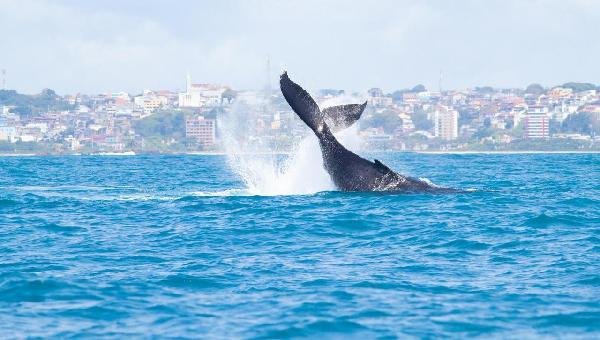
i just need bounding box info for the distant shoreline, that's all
[1,150,599,157]
[414,150,600,154]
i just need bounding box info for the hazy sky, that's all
[1,0,599,94]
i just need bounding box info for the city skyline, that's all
[2,70,599,155]
[1,72,599,97]
[1,0,600,94]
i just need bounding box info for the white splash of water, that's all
[236,137,333,195]
[336,124,363,151]
[217,99,326,196]
[320,95,366,152]
[218,95,365,196]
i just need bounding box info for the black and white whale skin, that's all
[280,72,458,193]
[322,101,367,132]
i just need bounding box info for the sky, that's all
[1,0,599,95]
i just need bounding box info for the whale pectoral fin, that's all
[374,159,394,175]
[322,101,367,131]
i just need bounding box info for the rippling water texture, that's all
[1,153,599,338]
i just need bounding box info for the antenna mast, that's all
[1,69,6,90]
[265,55,272,95]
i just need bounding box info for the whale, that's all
[322,101,367,132]
[280,72,458,193]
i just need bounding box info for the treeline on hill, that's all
[133,110,186,140]
[525,82,599,95]
[561,111,600,135]
[361,107,433,134]
[561,82,599,92]
[0,89,74,116]
[132,107,223,141]
[388,84,427,102]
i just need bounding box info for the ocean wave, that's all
[0,198,18,208]
[534,311,600,329]
[57,305,130,321]
[255,319,368,338]
[36,222,86,234]
[0,279,87,303]
[2,153,599,338]
[432,319,502,335]
[560,197,600,207]
[157,274,232,290]
[440,239,491,250]
[10,185,131,192]
[185,189,251,197]
[521,213,586,228]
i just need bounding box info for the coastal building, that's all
[553,102,578,122]
[523,113,549,138]
[0,125,17,142]
[398,112,415,132]
[548,87,573,100]
[77,105,91,114]
[361,128,393,150]
[111,92,131,101]
[527,105,550,117]
[433,106,458,140]
[576,90,597,103]
[511,104,528,126]
[402,92,419,105]
[134,90,168,114]
[17,126,43,142]
[580,104,600,113]
[178,75,229,108]
[185,116,216,147]
[367,88,393,107]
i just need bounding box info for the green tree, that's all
[475,86,494,94]
[412,109,433,131]
[221,88,237,104]
[361,110,403,134]
[562,82,597,93]
[458,108,479,126]
[505,119,514,130]
[0,88,73,117]
[390,90,407,102]
[549,119,561,135]
[411,84,426,93]
[525,83,545,95]
[483,117,491,128]
[133,110,186,140]
[561,112,600,135]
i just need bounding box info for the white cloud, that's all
[1,0,599,94]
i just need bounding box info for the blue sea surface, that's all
[0,153,599,338]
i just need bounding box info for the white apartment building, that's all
[434,106,458,140]
[527,105,550,116]
[523,113,549,138]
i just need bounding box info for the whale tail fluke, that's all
[323,101,367,131]
[280,72,325,134]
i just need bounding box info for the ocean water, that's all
[0,153,599,338]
